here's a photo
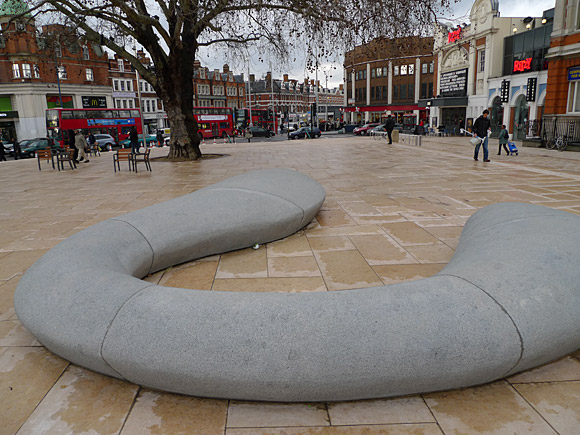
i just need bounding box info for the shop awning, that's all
[342,104,422,113]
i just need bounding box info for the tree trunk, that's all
[155,43,201,160]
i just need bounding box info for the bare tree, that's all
[23,0,450,160]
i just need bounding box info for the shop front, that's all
[0,97,19,141]
[343,104,427,128]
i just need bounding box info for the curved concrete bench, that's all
[14,169,580,402]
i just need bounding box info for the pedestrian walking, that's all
[156,130,164,147]
[473,109,492,162]
[75,130,89,163]
[245,127,253,143]
[0,139,6,161]
[67,129,78,163]
[130,126,140,154]
[11,137,21,160]
[88,131,97,151]
[497,125,510,156]
[384,115,395,144]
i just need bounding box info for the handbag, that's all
[469,137,482,146]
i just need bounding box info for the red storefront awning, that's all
[342,105,423,113]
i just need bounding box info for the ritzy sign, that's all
[514,58,532,73]
[448,28,462,43]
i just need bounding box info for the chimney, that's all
[266,71,272,82]
[339,84,344,91]
[250,74,255,82]
[310,79,314,85]
[223,64,229,73]
[193,59,201,69]
[283,74,289,82]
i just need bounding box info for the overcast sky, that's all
[197,0,557,89]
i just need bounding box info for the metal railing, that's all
[541,117,580,145]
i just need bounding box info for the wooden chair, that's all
[132,148,151,173]
[88,143,101,157]
[37,148,55,171]
[56,150,76,171]
[113,148,134,172]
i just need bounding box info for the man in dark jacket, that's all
[384,115,395,144]
[473,109,492,162]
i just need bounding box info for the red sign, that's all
[514,58,532,72]
[448,28,462,43]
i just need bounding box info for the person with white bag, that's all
[472,109,492,162]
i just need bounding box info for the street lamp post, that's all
[133,46,148,146]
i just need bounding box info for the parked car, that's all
[21,138,60,158]
[289,127,322,139]
[248,126,273,138]
[93,134,118,151]
[353,123,380,135]
[119,134,158,148]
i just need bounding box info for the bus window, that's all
[121,127,133,135]
[111,111,119,118]
[220,122,229,129]
[61,111,74,119]
[130,110,140,118]
[86,111,101,119]
[118,110,131,118]
[102,111,114,118]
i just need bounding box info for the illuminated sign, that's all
[513,58,532,72]
[448,28,462,43]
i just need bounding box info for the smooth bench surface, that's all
[14,168,580,402]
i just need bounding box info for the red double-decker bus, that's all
[235,108,277,132]
[193,107,234,139]
[46,108,143,147]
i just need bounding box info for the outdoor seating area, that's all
[2,136,580,434]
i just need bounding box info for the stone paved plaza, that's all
[2,135,580,434]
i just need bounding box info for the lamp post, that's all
[133,46,148,145]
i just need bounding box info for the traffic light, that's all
[500,80,510,103]
[311,103,317,119]
[526,77,537,102]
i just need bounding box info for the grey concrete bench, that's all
[14,168,580,402]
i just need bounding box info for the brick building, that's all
[0,0,111,141]
[343,36,434,125]
[543,0,580,142]
[193,61,245,109]
[249,73,344,125]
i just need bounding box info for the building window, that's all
[123,99,127,109]
[86,68,93,81]
[382,86,387,100]
[400,84,407,99]
[394,65,399,76]
[120,81,125,91]
[114,80,119,91]
[33,64,40,78]
[140,81,143,92]
[401,65,408,75]
[12,63,20,78]
[408,64,414,75]
[83,45,90,60]
[408,84,414,100]
[118,60,124,72]
[421,82,427,99]
[429,62,434,73]
[478,50,485,72]
[371,87,375,99]
[422,63,428,74]
[146,100,151,112]
[383,66,388,77]
[55,44,62,58]
[371,68,376,78]
[363,69,367,79]
[126,80,132,92]
[22,63,31,78]
[568,81,580,113]
[376,67,382,77]
[57,66,67,79]
[394,85,399,100]
[428,82,433,98]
